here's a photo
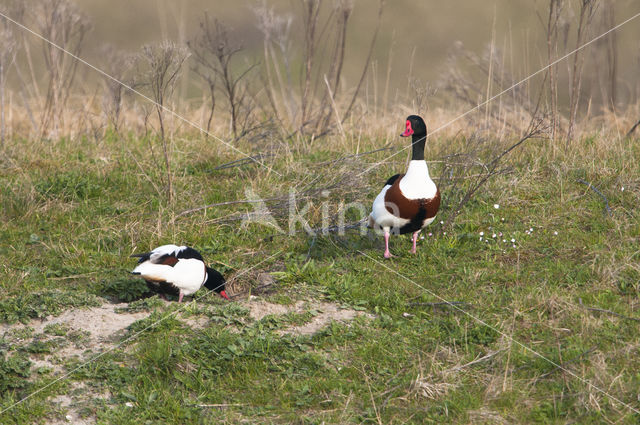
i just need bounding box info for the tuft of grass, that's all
[98,278,152,303]
[0,290,102,324]
[0,352,32,393]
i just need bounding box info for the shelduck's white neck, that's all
[400,160,437,199]
[405,160,430,178]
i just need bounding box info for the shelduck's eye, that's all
[401,120,414,137]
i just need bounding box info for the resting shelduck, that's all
[368,115,441,258]
[130,245,229,302]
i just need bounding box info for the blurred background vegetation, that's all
[0,0,639,142]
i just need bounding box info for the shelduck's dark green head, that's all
[204,267,229,300]
[401,115,427,138]
[401,115,427,161]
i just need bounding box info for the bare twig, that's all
[409,301,471,309]
[576,178,612,216]
[450,349,504,372]
[342,0,384,124]
[578,298,640,322]
[534,347,596,381]
[626,119,640,138]
[212,152,275,170]
[316,146,394,166]
[195,403,246,408]
[175,195,288,220]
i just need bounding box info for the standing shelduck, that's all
[368,115,441,258]
[130,245,229,302]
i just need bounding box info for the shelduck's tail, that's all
[131,262,172,283]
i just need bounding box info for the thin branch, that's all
[342,0,384,123]
[213,152,274,170]
[409,301,471,309]
[195,403,246,408]
[450,349,504,372]
[579,298,640,322]
[175,195,288,219]
[576,178,612,216]
[626,119,640,138]
[535,347,596,381]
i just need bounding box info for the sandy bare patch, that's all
[179,313,211,330]
[1,303,150,340]
[29,303,150,339]
[0,304,147,424]
[1,303,151,374]
[243,298,372,336]
[245,299,291,321]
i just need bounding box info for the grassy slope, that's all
[0,130,639,424]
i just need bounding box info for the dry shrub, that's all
[33,0,91,138]
[100,44,133,134]
[133,41,189,203]
[188,14,257,140]
[0,27,17,145]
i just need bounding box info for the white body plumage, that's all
[131,245,206,296]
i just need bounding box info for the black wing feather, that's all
[384,174,402,187]
[175,247,204,261]
[130,252,151,264]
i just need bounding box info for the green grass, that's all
[1,131,640,424]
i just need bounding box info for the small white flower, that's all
[492,233,496,238]
[443,232,447,235]
[502,239,506,243]
[440,220,444,225]
[494,204,500,209]
[479,231,484,236]
[499,232,503,237]
[428,232,433,237]
[512,244,516,248]
[420,235,425,240]
[66,415,73,422]
[501,217,505,221]
[511,238,515,243]
[554,231,558,236]
[529,228,533,232]
[479,237,483,241]
[125,402,133,408]
[403,312,414,318]
[621,186,625,192]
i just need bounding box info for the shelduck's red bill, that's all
[401,120,413,137]
[219,290,230,300]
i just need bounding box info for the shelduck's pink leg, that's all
[410,231,419,254]
[384,231,392,259]
[178,290,184,303]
